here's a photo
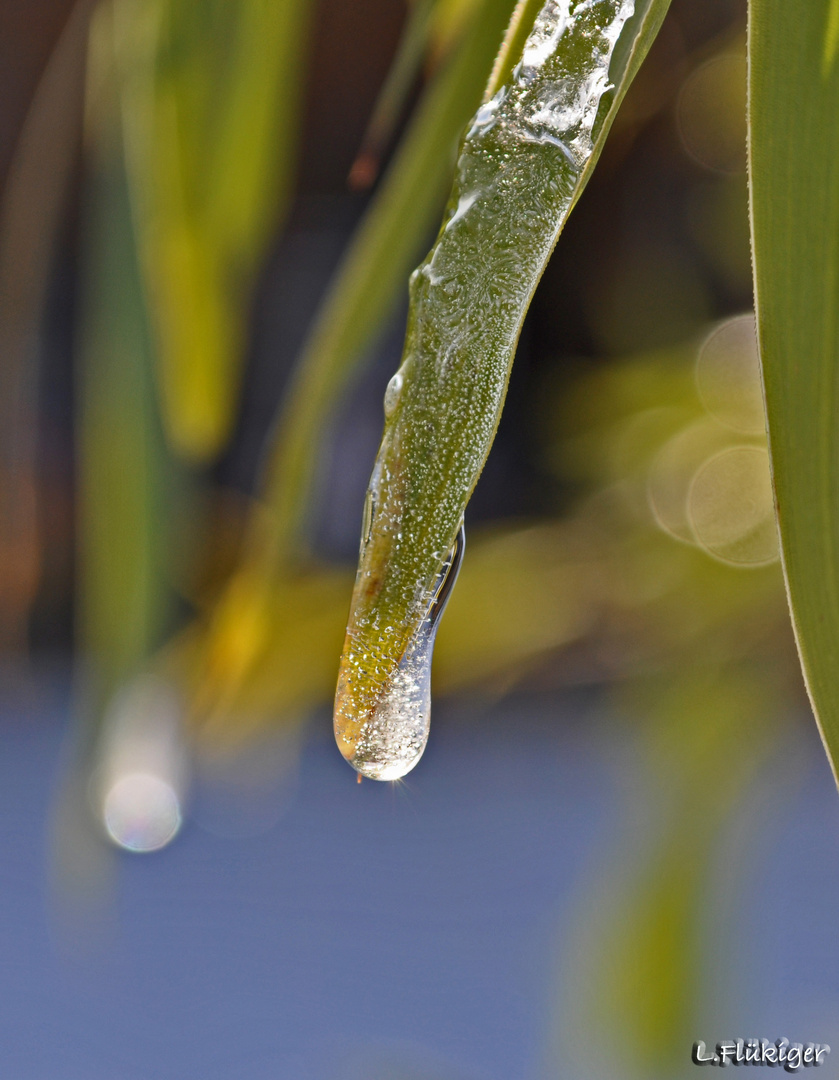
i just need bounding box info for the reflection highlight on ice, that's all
[337,523,465,782]
[95,675,188,853]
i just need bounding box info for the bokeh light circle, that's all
[647,419,731,543]
[696,314,765,435]
[687,445,778,566]
[103,772,182,853]
[677,54,747,173]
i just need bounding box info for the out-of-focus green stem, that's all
[116,0,313,461]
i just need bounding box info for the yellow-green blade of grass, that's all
[49,5,174,910]
[553,668,782,1078]
[749,0,839,780]
[118,0,312,461]
[334,0,672,752]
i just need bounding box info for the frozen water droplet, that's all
[335,524,465,780]
[383,371,403,418]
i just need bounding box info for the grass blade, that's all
[749,0,839,779]
[78,12,170,724]
[349,0,438,190]
[334,0,672,770]
[117,0,312,461]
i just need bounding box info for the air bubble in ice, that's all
[384,371,403,418]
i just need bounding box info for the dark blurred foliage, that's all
[0,0,77,189]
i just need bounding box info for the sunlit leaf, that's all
[334,0,673,775]
[749,0,839,780]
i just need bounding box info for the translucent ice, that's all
[334,524,465,780]
[334,0,639,780]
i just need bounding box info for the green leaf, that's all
[333,0,672,777]
[552,669,781,1077]
[749,0,839,781]
[78,12,171,729]
[118,0,312,461]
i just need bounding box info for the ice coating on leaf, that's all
[335,618,433,780]
[334,0,635,777]
[336,526,465,779]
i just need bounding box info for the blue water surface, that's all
[1,680,838,1080]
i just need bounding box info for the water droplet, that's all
[359,488,375,556]
[335,524,465,781]
[383,371,403,418]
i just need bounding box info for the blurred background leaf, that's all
[256,0,520,564]
[79,4,170,723]
[117,0,313,461]
[0,0,91,659]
